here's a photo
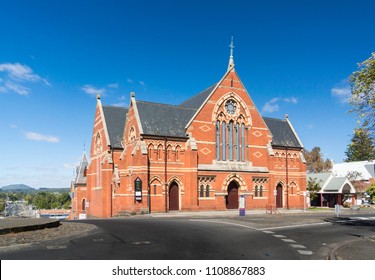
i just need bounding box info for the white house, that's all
[332,161,375,204]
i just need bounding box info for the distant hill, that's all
[0,184,34,191]
[0,184,69,193]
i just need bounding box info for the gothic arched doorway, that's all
[276,184,283,208]
[169,182,179,211]
[226,181,239,209]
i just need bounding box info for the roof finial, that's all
[228,36,235,70]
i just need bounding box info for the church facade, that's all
[70,50,307,219]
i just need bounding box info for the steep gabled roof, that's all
[263,117,303,148]
[136,100,196,138]
[75,151,89,185]
[102,105,128,148]
[179,84,217,109]
[307,172,356,194]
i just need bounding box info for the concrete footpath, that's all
[1,208,375,260]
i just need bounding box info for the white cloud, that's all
[25,131,60,143]
[262,98,280,113]
[262,96,298,113]
[283,97,298,104]
[127,78,134,83]
[331,85,351,103]
[81,84,106,96]
[4,81,30,95]
[108,83,119,88]
[0,62,50,95]
[139,81,145,86]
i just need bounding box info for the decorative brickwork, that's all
[72,52,307,218]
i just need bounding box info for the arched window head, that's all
[205,185,210,197]
[199,185,204,197]
[129,126,136,142]
[157,144,163,160]
[148,144,154,160]
[95,133,102,155]
[175,145,181,161]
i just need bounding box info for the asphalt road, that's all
[1,212,374,260]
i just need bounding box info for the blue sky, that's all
[0,0,374,188]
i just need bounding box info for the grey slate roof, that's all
[179,84,217,109]
[136,101,196,137]
[263,117,302,148]
[75,152,89,185]
[99,88,302,148]
[102,105,128,148]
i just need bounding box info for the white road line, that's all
[290,244,306,249]
[281,239,297,243]
[273,235,286,238]
[190,219,258,230]
[263,231,274,234]
[298,250,313,255]
[260,222,329,231]
[46,245,67,250]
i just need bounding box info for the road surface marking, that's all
[291,244,306,249]
[131,241,151,245]
[298,250,313,255]
[260,222,329,231]
[46,245,67,250]
[282,239,297,243]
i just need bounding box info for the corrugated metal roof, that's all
[324,177,347,192]
[333,161,375,180]
[307,172,331,186]
[102,105,128,148]
[307,172,356,193]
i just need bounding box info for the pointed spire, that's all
[228,36,235,70]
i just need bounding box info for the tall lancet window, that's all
[216,121,220,161]
[222,121,226,161]
[241,123,245,161]
[228,121,234,161]
[236,123,240,161]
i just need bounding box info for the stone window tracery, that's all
[215,97,246,162]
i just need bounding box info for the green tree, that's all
[349,52,375,132]
[303,147,332,173]
[306,177,322,204]
[24,193,35,205]
[0,198,5,212]
[367,184,375,202]
[345,128,375,162]
[32,192,49,209]
[58,192,71,209]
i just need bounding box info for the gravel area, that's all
[0,221,97,248]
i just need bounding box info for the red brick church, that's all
[70,43,307,219]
